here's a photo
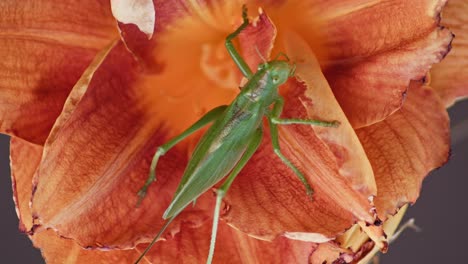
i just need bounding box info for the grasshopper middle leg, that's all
[267,97,340,198]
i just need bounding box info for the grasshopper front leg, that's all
[225,4,253,79]
[137,105,228,206]
[267,97,340,198]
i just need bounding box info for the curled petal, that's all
[324,28,453,128]
[283,30,376,199]
[431,0,468,106]
[356,83,450,219]
[318,0,453,127]
[111,0,156,39]
[0,0,118,144]
[30,41,207,249]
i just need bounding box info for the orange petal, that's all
[431,0,468,106]
[356,83,450,219]
[221,28,383,241]
[10,138,141,263]
[30,41,207,249]
[9,136,328,264]
[111,0,155,39]
[318,0,453,128]
[324,28,452,128]
[141,220,316,263]
[0,0,118,144]
[283,30,376,199]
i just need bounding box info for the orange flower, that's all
[3,0,467,263]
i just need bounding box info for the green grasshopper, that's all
[135,6,339,264]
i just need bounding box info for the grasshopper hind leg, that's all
[206,127,263,264]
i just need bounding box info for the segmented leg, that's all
[272,117,340,127]
[137,105,228,206]
[206,127,263,264]
[270,97,340,127]
[267,97,340,198]
[267,116,314,197]
[225,5,253,79]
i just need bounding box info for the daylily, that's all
[3,0,467,263]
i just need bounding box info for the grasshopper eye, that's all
[272,76,280,84]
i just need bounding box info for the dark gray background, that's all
[0,100,466,264]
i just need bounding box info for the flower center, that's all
[200,41,239,89]
[137,5,243,147]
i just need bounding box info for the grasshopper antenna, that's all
[272,52,290,62]
[254,45,267,64]
[134,217,176,264]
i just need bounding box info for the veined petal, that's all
[255,0,452,127]
[324,28,452,128]
[141,219,315,263]
[0,0,118,144]
[10,138,141,263]
[30,41,208,249]
[356,83,450,219]
[317,0,453,127]
[13,133,315,263]
[222,70,376,242]
[221,124,374,239]
[431,0,468,106]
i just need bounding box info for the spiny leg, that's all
[271,118,340,127]
[270,97,340,127]
[206,127,263,264]
[266,97,339,198]
[267,116,314,197]
[225,5,253,79]
[137,105,228,206]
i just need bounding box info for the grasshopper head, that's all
[268,60,293,86]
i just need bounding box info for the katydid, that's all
[135,6,339,264]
